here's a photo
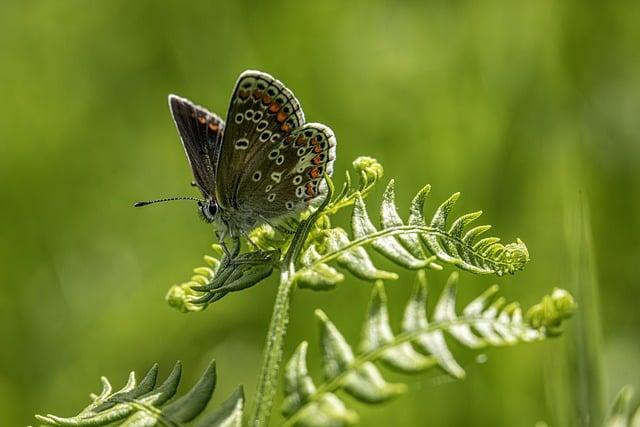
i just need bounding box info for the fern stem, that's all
[250,267,294,427]
[250,178,335,427]
[304,224,520,274]
[281,315,531,427]
[126,401,180,427]
[314,225,440,265]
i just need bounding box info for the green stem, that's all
[297,224,521,275]
[250,178,335,427]
[322,170,376,216]
[249,266,295,427]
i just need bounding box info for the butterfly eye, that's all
[200,201,218,222]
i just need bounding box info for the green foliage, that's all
[170,157,530,311]
[280,272,575,426]
[35,157,575,427]
[167,246,279,312]
[605,386,640,427]
[322,156,385,216]
[295,179,529,292]
[35,361,244,427]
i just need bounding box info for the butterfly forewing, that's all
[215,71,306,208]
[165,71,336,236]
[169,95,225,198]
[235,123,336,219]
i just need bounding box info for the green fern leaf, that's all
[323,156,384,215]
[317,308,407,403]
[192,387,245,427]
[281,272,575,426]
[402,271,465,378]
[360,282,435,373]
[282,342,317,417]
[282,341,359,427]
[408,185,529,275]
[35,360,244,427]
[353,195,432,270]
[323,227,398,281]
[604,385,640,427]
[295,246,345,290]
[295,181,529,290]
[380,180,430,260]
[166,246,278,312]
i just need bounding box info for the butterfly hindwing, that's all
[169,94,225,198]
[215,70,305,208]
[235,123,337,220]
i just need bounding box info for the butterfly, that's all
[136,70,336,249]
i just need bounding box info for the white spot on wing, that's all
[235,138,249,150]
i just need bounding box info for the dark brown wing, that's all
[214,71,305,208]
[235,123,336,220]
[168,94,225,198]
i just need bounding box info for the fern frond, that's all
[281,272,575,426]
[166,244,278,312]
[323,156,384,215]
[295,181,530,290]
[605,385,640,427]
[35,360,244,427]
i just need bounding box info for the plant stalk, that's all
[250,177,335,426]
[249,266,294,427]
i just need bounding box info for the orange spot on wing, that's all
[310,137,319,145]
[281,123,291,134]
[309,167,320,179]
[238,90,249,99]
[262,94,272,105]
[252,90,263,100]
[295,135,306,146]
[276,111,287,123]
[313,145,322,153]
[208,123,219,132]
[305,183,315,196]
[198,116,207,124]
[312,155,323,165]
[269,103,281,113]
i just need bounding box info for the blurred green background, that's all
[1,1,639,425]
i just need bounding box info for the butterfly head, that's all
[198,199,219,223]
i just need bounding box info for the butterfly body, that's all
[168,70,336,242]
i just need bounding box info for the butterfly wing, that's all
[168,94,225,198]
[235,122,336,220]
[215,70,305,209]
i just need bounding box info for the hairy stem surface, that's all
[250,267,294,427]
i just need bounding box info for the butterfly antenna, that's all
[133,196,203,207]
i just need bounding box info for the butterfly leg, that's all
[230,235,241,257]
[217,229,233,259]
[217,233,229,258]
